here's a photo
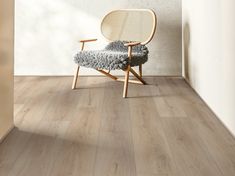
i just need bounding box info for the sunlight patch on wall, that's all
[15,0,106,75]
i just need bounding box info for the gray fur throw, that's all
[74,41,148,70]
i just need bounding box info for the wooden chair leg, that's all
[139,64,142,77]
[72,65,80,89]
[130,68,146,85]
[97,69,117,80]
[123,66,130,98]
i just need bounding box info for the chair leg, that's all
[139,64,142,77]
[123,66,130,98]
[130,68,146,85]
[72,65,80,89]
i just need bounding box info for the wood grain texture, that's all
[0,76,235,176]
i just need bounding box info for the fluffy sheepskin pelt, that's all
[74,41,148,70]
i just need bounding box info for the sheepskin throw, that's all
[74,41,149,70]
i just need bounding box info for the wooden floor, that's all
[0,76,235,176]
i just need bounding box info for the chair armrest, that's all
[79,39,97,43]
[124,42,141,47]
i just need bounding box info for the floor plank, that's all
[94,79,136,176]
[0,76,234,176]
[128,84,184,176]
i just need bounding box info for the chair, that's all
[72,9,157,98]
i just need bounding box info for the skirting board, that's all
[0,125,14,143]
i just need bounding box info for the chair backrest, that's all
[101,9,157,45]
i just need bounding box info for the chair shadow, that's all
[73,80,177,99]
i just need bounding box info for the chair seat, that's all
[74,41,148,70]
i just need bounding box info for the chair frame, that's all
[72,9,157,98]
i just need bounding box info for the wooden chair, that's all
[72,9,157,98]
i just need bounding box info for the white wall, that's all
[0,0,14,141]
[15,0,182,76]
[183,0,235,135]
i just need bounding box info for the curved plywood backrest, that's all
[101,9,157,45]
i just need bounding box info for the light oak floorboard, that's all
[94,79,136,176]
[128,84,184,176]
[0,76,234,176]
